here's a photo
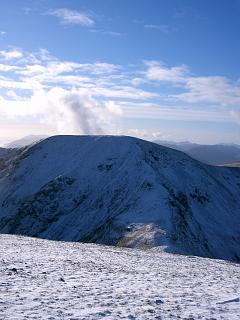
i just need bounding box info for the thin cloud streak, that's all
[119,102,234,123]
[144,24,174,33]
[48,8,95,27]
[90,29,122,37]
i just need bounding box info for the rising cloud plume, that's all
[45,88,121,135]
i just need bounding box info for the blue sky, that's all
[0,0,239,144]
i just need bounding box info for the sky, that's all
[0,0,240,145]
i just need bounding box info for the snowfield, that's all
[0,234,239,320]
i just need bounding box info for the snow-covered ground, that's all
[0,234,239,320]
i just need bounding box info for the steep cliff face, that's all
[0,135,239,261]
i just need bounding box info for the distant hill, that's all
[154,140,240,166]
[153,141,198,152]
[0,135,239,261]
[5,135,48,148]
[219,162,240,167]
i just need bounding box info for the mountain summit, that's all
[0,135,239,261]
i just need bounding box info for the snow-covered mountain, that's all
[0,135,239,261]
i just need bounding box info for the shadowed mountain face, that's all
[0,147,8,158]
[154,140,240,166]
[0,147,18,171]
[0,135,239,261]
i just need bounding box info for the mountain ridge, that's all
[154,140,240,165]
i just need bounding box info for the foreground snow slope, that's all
[0,235,239,320]
[0,135,239,261]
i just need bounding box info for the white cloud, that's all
[101,31,122,37]
[145,61,189,82]
[121,128,165,141]
[172,76,240,106]
[0,49,23,60]
[0,50,153,100]
[0,64,20,72]
[90,29,122,37]
[144,61,240,111]
[6,90,25,100]
[0,78,42,90]
[87,62,120,74]
[0,31,6,36]
[144,24,173,33]
[49,8,95,27]
[18,61,119,78]
[49,88,121,134]
[131,77,145,86]
[84,86,158,100]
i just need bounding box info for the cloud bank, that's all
[0,48,239,142]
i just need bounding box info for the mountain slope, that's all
[0,135,239,261]
[0,147,19,172]
[0,147,8,158]
[1,234,239,320]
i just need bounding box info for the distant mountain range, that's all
[154,140,240,166]
[0,135,239,261]
[5,135,48,148]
